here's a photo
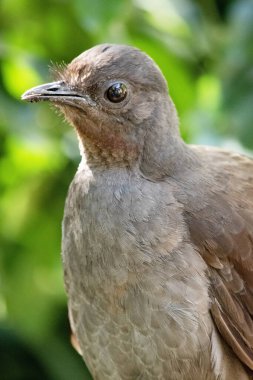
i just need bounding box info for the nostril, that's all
[47,85,60,92]
[46,81,65,92]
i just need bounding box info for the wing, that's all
[184,146,253,371]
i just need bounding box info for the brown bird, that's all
[22,44,253,380]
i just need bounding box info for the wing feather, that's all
[184,146,253,371]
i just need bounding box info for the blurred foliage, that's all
[0,0,252,379]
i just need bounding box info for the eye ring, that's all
[106,82,127,103]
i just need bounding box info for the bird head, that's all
[22,44,181,172]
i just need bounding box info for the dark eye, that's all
[106,82,127,103]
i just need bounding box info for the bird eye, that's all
[106,83,127,103]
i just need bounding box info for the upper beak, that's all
[21,81,95,107]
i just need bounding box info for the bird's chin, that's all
[53,97,91,112]
[55,103,89,118]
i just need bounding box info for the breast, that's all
[62,166,214,379]
[62,166,187,291]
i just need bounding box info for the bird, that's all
[22,44,253,380]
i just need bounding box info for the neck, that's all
[140,98,198,179]
[70,97,197,175]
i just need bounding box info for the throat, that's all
[78,131,140,168]
[62,104,141,168]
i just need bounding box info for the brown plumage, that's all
[22,44,253,379]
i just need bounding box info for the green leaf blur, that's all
[0,0,252,379]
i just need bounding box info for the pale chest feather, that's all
[62,166,215,379]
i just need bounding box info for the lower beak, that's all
[21,81,95,107]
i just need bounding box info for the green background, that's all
[0,0,253,379]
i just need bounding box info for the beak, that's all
[21,81,95,108]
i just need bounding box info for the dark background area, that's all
[0,0,253,378]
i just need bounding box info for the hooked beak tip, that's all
[21,81,64,103]
[21,91,39,102]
